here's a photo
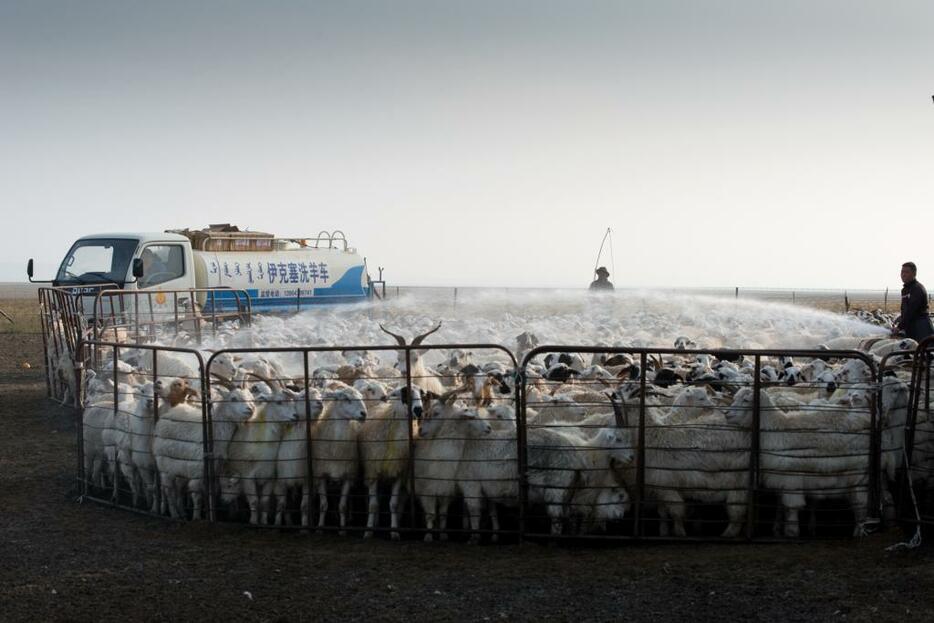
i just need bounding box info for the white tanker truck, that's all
[29,224,375,312]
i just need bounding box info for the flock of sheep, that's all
[76,302,932,540]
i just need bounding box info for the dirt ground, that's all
[2,332,934,623]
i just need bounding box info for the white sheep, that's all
[413,392,491,541]
[457,406,519,543]
[126,348,201,385]
[110,382,156,507]
[310,386,368,533]
[725,387,873,537]
[525,426,633,536]
[224,386,306,525]
[82,399,120,491]
[271,388,325,526]
[878,375,911,519]
[609,390,748,538]
[152,385,256,519]
[358,385,423,539]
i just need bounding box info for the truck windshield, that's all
[55,238,139,286]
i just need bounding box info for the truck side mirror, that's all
[132,258,144,278]
[27,259,34,279]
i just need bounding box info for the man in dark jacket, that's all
[589,266,614,291]
[896,262,934,342]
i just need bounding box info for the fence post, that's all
[111,344,121,504]
[636,352,647,538]
[844,291,850,313]
[868,360,881,526]
[516,362,528,541]
[152,347,162,513]
[202,354,215,522]
[453,287,458,311]
[735,287,739,299]
[746,355,761,540]
[303,351,314,530]
[404,347,419,537]
[884,288,888,313]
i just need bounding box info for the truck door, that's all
[135,242,193,319]
[138,243,190,290]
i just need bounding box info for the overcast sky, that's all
[1,1,932,289]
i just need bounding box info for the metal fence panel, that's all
[519,346,880,540]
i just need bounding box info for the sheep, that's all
[413,391,491,541]
[461,403,629,541]
[526,394,587,425]
[379,323,446,396]
[125,348,201,385]
[663,385,726,423]
[223,385,306,524]
[358,385,423,539]
[122,382,165,512]
[110,382,156,507]
[569,476,631,535]
[868,338,917,358]
[435,349,473,383]
[155,376,199,407]
[50,347,80,407]
[724,387,874,537]
[84,369,137,406]
[514,331,539,363]
[819,336,865,350]
[525,425,634,536]
[82,398,121,491]
[877,375,911,519]
[310,386,368,533]
[798,358,829,383]
[271,388,325,526]
[100,358,142,387]
[834,359,873,386]
[609,390,749,538]
[457,406,519,543]
[544,352,586,372]
[152,385,256,519]
[354,379,390,410]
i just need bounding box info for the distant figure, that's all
[896,261,934,342]
[589,266,614,291]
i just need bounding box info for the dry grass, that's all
[0,298,42,334]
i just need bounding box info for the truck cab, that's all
[52,232,195,292]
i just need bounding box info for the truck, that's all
[29,224,376,313]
